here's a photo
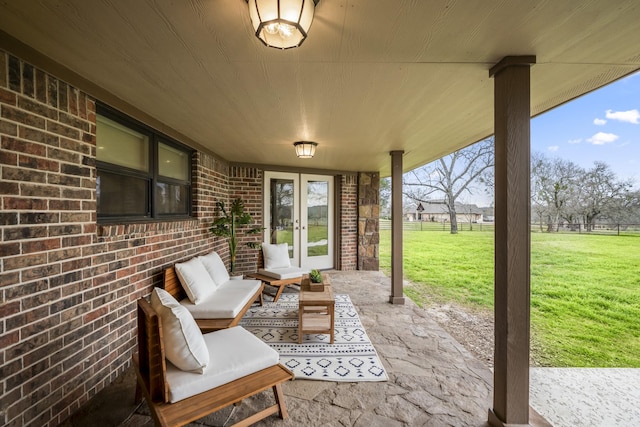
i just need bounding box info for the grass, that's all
[379,230,640,367]
[275,225,328,257]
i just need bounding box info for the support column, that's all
[389,150,405,304]
[488,55,536,427]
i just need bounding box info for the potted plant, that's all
[308,269,324,291]
[209,198,262,276]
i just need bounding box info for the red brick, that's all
[18,96,57,120]
[3,226,48,241]
[47,120,79,139]
[49,199,81,210]
[21,263,61,281]
[21,238,62,254]
[2,135,47,156]
[1,104,46,128]
[0,148,18,165]
[18,154,59,171]
[3,165,47,183]
[19,182,60,198]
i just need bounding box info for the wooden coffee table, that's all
[298,274,335,344]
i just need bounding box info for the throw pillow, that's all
[175,257,217,304]
[262,243,291,269]
[150,287,209,373]
[197,251,230,285]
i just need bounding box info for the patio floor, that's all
[61,271,637,426]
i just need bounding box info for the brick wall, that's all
[228,166,263,274]
[0,52,228,427]
[0,50,374,427]
[340,174,358,270]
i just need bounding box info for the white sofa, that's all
[163,251,264,332]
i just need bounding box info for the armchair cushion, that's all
[180,279,262,319]
[165,326,279,403]
[198,251,230,285]
[150,287,209,374]
[175,257,217,304]
[262,243,291,269]
[258,266,307,280]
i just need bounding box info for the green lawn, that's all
[379,230,640,367]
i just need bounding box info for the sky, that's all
[458,71,640,207]
[531,71,640,186]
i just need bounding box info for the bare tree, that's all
[531,154,637,231]
[403,138,494,234]
[531,153,582,231]
[577,161,632,230]
[379,177,391,219]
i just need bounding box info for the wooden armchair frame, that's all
[163,267,264,332]
[132,298,293,427]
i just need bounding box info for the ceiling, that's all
[1,0,639,176]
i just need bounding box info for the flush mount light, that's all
[293,141,318,158]
[247,0,318,49]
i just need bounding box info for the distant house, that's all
[404,200,486,223]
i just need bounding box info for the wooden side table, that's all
[298,274,335,344]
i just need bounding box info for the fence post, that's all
[618,223,620,236]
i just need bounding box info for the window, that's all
[96,104,193,222]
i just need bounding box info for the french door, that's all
[264,172,334,270]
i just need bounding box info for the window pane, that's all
[97,171,150,217]
[159,142,190,181]
[96,115,149,171]
[156,182,189,215]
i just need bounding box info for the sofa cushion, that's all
[258,266,307,280]
[165,326,279,403]
[262,243,291,269]
[175,257,217,305]
[197,251,229,285]
[180,279,262,319]
[150,288,209,374]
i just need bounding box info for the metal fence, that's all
[380,220,640,236]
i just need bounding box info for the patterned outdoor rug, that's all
[240,293,388,382]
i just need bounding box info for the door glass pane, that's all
[270,179,294,258]
[96,115,149,171]
[306,181,328,256]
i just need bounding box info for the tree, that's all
[531,153,637,231]
[577,161,632,230]
[379,177,391,218]
[403,137,494,234]
[531,153,582,231]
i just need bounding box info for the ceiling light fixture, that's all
[293,141,318,158]
[247,0,318,49]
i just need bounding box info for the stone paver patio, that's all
[61,270,639,426]
[65,270,498,426]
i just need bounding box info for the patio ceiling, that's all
[1,1,639,176]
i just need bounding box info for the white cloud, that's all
[568,138,582,144]
[605,109,640,124]
[593,118,607,125]
[548,145,559,152]
[587,132,619,145]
